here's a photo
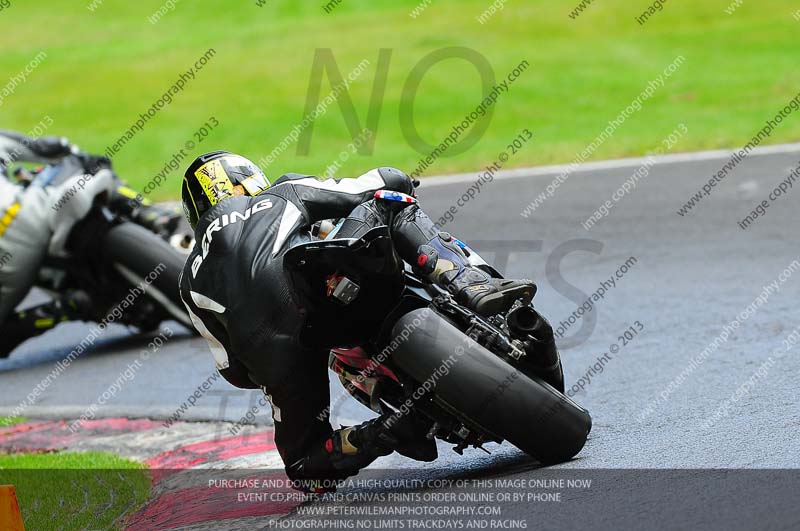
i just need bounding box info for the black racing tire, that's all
[390,308,591,464]
[103,222,192,329]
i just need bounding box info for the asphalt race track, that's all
[2,146,799,527]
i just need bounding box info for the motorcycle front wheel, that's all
[103,222,192,329]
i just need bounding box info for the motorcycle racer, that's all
[0,130,185,357]
[179,151,537,488]
[0,131,111,357]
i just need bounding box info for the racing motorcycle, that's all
[33,155,193,334]
[14,153,193,254]
[292,193,591,465]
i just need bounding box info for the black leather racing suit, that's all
[179,167,439,481]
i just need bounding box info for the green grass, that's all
[0,417,26,428]
[0,452,151,531]
[2,0,800,200]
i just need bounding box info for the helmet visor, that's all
[221,155,271,196]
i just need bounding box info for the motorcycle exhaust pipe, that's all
[506,305,541,339]
[506,305,564,392]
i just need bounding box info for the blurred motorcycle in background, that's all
[1,153,194,358]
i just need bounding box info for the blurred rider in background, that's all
[0,131,100,357]
[0,130,179,357]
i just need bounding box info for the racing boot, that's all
[0,291,92,358]
[415,232,536,316]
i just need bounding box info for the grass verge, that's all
[0,452,151,531]
[0,417,26,428]
[1,1,799,199]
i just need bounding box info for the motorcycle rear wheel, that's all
[390,308,591,464]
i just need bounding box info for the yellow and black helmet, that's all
[181,151,271,229]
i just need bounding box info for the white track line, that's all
[420,142,800,187]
